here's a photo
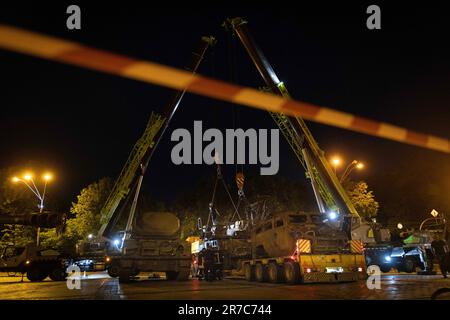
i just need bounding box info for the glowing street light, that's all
[332,157,341,166]
[10,170,54,246]
[23,173,33,181]
[331,157,341,175]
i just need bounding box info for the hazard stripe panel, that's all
[297,239,312,253]
[350,240,364,254]
[0,24,448,154]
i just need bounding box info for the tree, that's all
[40,177,112,253]
[0,167,37,249]
[345,180,379,221]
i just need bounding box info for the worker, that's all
[431,236,450,278]
[197,248,205,279]
[190,254,198,278]
[203,247,215,281]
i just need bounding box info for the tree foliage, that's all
[40,177,112,253]
[0,167,37,249]
[344,180,379,221]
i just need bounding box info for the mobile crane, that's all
[85,36,216,282]
[225,17,359,231]
[219,18,367,283]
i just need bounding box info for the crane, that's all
[224,17,360,238]
[96,36,216,241]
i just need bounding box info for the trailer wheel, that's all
[49,267,66,281]
[283,262,300,284]
[255,263,268,282]
[268,262,284,283]
[244,263,255,281]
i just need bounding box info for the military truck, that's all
[109,212,191,283]
[0,212,67,282]
[0,244,67,281]
[240,211,366,284]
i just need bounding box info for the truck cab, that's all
[1,245,28,270]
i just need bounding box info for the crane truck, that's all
[197,18,368,284]
[85,36,216,282]
[222,18,446,280]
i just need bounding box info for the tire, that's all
[244,263,255,282]
[38,271,49,281]
[27,267,43,282]
[49,267,66,281]
[107,265,120,278]
[255,263,268,282]
[268,262,284,283]
[403,259,416,273]
[283,261,300,284]
[379,264,391,273]
[166,271,179,281]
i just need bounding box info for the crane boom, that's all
[98,36,216,239]
[225,18,359,225]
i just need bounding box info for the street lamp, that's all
[331,157,341,175]
[11,171,54,246]
[340,160,364,183]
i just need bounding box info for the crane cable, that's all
[208,162,243,226]
[228,28,246,203]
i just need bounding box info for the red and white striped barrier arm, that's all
[0,24,448,154]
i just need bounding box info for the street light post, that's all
[340,160,364,183]
[11,172,53,246]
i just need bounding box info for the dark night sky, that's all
[0,2,449,216]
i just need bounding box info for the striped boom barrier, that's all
[0,24,449,154]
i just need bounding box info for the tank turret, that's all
[133,211,180,238]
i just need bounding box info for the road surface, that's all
[0,272,449,300]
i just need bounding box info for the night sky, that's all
[0,3,449,218]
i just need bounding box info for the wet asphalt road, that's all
[0,272,449,300]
